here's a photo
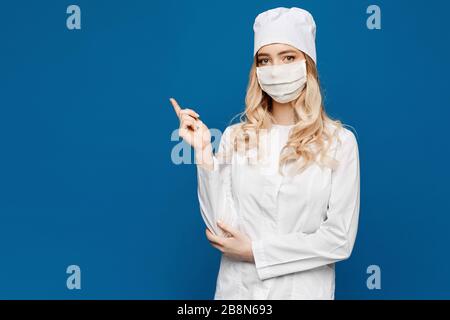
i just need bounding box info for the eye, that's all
[258,58,269,66]
[284,55,296,62]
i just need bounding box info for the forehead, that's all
[257,43,302,56]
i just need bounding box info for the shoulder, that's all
[220,123,244,142]
[336,126,359,163]
[326,122,358,148]
[223,123,243,135]
[217,123,242,150]
[339,126,358,147]
[324,122,359,162]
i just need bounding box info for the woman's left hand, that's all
[206,221,255,263]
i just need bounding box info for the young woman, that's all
[170,7,360,300]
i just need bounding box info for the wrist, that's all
[195,143,212,153]
[195,144,214,168]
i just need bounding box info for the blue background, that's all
[1,0,449,299]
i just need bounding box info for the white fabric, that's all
[196,122,360,299]
[256,60,307,103]
[253,7,317,64]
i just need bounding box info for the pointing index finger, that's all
[169,97,182,117]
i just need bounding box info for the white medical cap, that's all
[253,7,317,64]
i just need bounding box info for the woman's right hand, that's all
[169,97,212,152]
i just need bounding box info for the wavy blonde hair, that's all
[223,54,343,176]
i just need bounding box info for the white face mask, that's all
[256,60,307,103]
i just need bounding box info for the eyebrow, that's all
[257,50,298,58]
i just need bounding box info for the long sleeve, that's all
[196,126,238,236]
[251,129,361,281]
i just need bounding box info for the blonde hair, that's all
[224,54,343,176]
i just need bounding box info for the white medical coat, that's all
[196,122,360,300]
